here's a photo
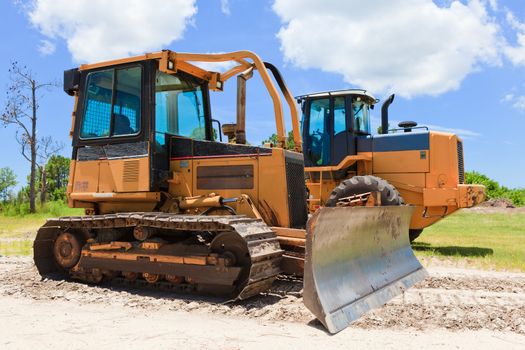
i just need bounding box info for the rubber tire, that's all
[409,229,423,242]
[326,175,404,207]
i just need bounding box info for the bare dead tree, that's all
[36,136,64,204]
[1,61,58,213]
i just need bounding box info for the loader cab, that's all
[298,90,376,167]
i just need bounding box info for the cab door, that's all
[303,97,331,166]
[332,96,356,164]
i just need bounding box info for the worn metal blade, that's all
[303,205,428,334]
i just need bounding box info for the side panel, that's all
[192,157,259,202]
[98,157,150,193]
[426,132,460,189]
[71,160,99,193]
[372,132,429,152]
[168,137,293,228]
[258,149,290,227]
[197,165,254,189]
[373,150,429,173]
[69,143,156,213]
[72,142,151,194]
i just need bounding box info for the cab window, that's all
[155,71,206,146]
[333,97,346,135]
[353,100,371,134]
[80,66,141,139]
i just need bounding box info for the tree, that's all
[43,155,70,201]
[0,167,17,202]
[377,123,394,134]
[1,61,59,212]
[36,136,64,204]
[261,130,295,149]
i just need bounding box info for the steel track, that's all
[33,213,283,300]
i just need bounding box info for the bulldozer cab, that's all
[297,90,376,167]
[67,59,215,196]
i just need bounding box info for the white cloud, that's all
[503,10,525,67]
[486,0,497,11]
[25,0,197,63]
[501,92,525,111]
[501,93,514,103]
[37,39,55,56]
[190,60,236,72]
[187,52,238,72]
[220,0,231,16]
[424,123,481,139]
[273,0,502,98]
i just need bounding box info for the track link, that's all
[33,213,283,300]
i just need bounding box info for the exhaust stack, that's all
[381,94,395,134]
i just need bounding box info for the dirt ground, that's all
[1,257,525,349]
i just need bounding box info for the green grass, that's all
[1,207,524,272]
[413,210,525,272]
[0,240,32,256]
[0,204,83,255]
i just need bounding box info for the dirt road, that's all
[1,256,524,349]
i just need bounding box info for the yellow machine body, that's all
[34,50,429,334]
[305,131,485,230]
[298,90,485,233]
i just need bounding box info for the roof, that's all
[295,89,378,104]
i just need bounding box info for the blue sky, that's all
[0,0,524,188]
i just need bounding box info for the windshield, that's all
[352,100,371,134]
[155,70,206,147]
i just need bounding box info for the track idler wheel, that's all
[210,231,250,292]
[211,233,249,267]
[122,272,138,281]
[133,226,153,241]
[143,272,160,284]
[166,274,184,284]
[53,232,82,269]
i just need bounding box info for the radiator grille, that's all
[284,151,308,229]
[123,160,140,183]
[457,140,465,184]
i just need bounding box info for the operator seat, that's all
[114,114,134,135]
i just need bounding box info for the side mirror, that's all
[211,119,223,142]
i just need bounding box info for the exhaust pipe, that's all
[381,94,395,134]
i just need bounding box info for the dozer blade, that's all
[303,205,428,334]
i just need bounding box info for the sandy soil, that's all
[1,256,525,349]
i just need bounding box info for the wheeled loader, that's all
[33,50,427,334]
[296,90,485,241]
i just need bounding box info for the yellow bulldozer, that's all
[33,50,470,334]
[296,90,486,241]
